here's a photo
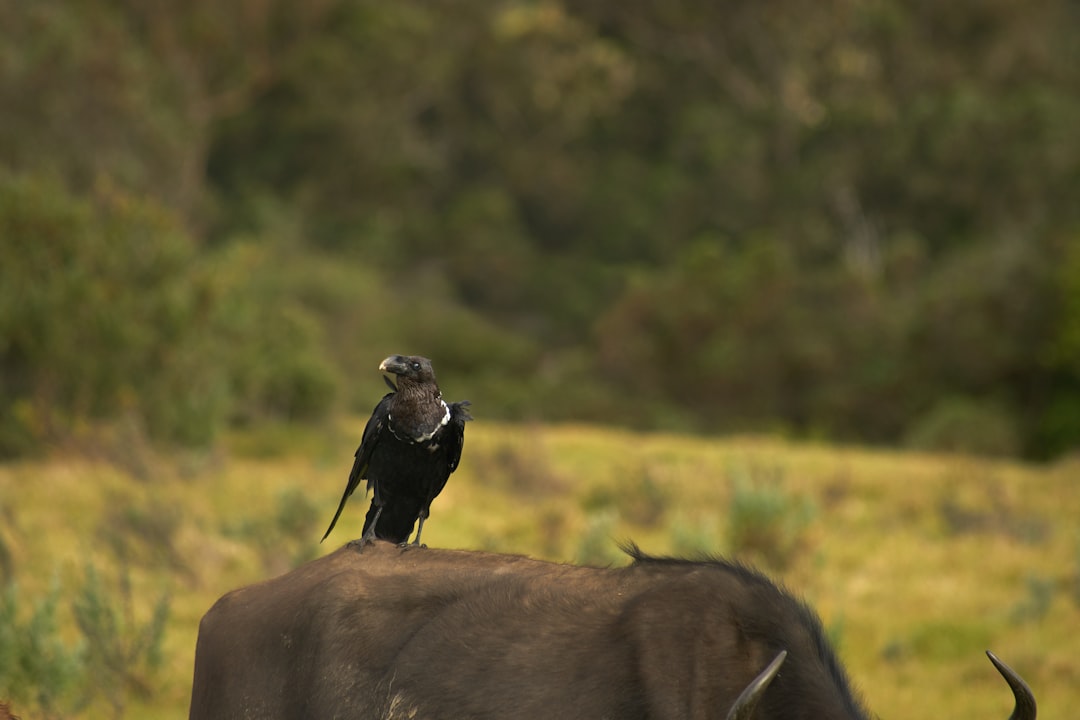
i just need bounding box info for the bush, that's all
[670,513,721,557]
[904,396,1020,457]
[98,491,188,576]
[582,464,669,529]
[614,465,670,528]
[206,243,341,425]
[0,560,171,718]
[0,580,84,716]
[222,487,322,575]
[71,564,170,717]
[1008,576,1056,625]
[0,176,341,457]
[726,461,816,570]
[574,510,622,566]
[0,174,229,453]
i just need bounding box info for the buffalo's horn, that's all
[725,650,788,720]
[986,651,1037,720]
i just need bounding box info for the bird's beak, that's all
[379,355,409,375]
[379,355,409,389]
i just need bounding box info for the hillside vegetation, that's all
[3,1,1080,460]
[0,422,1077,718]
[4,3,1077,714]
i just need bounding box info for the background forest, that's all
[3,0,1080,459]
[2,3,1080,718]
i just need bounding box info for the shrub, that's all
[574,510,621,566]
[71,564,170,717]
[208,246,340,425]
[469,436,562,498]
[0,561,172,718]
[580,464,668,529]
[726,461,816,570]
[222,487,322,575]
[0,174,229,453]
[670,513,721,557]
[905,396,1020,457]
[0,580,84,716]
[1008,575,1056,625]
[98,491,188,576]
[613,464,669,528]
[0,176,341,457]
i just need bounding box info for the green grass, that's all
[0,421,1078,718]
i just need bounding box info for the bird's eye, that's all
[411,361,421,371]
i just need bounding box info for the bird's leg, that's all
[353,505,383,551]
[401,513,428,550]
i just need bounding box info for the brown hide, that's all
[189,542,870,720]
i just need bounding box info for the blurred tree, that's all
[0,174,227,452]
[595,237,904,437]
[1,0,1078,456]
[0,175,339,455]
[0,0,187,214]
[1038,232,1080,456]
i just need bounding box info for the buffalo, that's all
[189,542,1036,720]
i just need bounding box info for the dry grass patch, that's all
[0,422,1076,718]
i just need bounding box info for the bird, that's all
[321,354,471,548]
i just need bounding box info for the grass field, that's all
[1,420,1077,718]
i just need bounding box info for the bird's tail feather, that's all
[320,487,352,542]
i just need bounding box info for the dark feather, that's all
[321,355,470,546]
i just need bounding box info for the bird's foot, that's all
[348,531,379,553]
[398,540,427,551]
[346,540,367,554]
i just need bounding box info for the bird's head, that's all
[379,355,437,391]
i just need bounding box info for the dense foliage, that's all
[2,0,1078,457]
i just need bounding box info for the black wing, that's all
[444,401,472,474]
[424,401,471,506]
[320,393,393,542]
